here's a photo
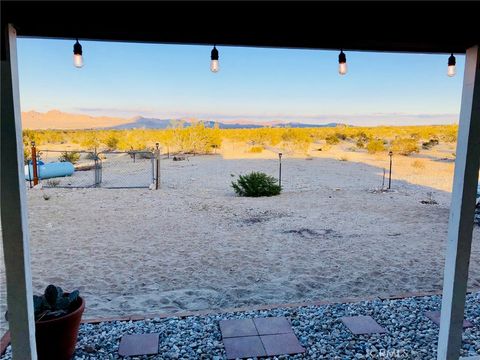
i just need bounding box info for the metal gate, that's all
[96,151,155,189]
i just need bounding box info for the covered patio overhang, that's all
[1,2,479,359]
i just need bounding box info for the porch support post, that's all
[1,24,37,359]
[437,45,480,360]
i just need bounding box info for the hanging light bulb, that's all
[73,39,83,68]
[210,45,219,73]
[338,49,347,75]
[447,53,456,77]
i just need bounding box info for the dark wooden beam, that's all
[2,1,479,53]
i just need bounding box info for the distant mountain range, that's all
[111,116,344,130]
[22,110,347,130]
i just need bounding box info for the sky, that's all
[17,38,466,126]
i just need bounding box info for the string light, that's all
[338,49,347,75]
[447,53,456,77]
[73,39,83,68]
[210,45,219,73]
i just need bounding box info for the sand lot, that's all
[1,147,479,334]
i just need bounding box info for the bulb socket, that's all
[74,40,83,56]
[338,50,346,64]
[211,46,219,61]
[448,53,456,66]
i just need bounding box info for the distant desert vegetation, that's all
[22,120,458,157]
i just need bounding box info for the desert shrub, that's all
[325,134,340,145]
[85,152,96,160]
[46,179,61,187]
[231,172,281,197]
[85,152,98,160]
[80,133,101,150]
[412,159,426,169]
[441,128,458,143]
[366,139,386,154]
[85,152,106,160]
[58,151,80,164]
[391,138,419,156]
[356,139,365,149]
[355,132,370,148]
[335,132,348,141]
[281,129,312,154]
[422,138,439,150]
[104,135,119,150]
[249,146,264,153]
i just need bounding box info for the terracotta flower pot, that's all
[35,296,85,360]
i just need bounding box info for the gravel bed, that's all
[2,292,479,359]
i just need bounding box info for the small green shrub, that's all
[58,151,80,164]
[366,139,386,154]
[231,172,281,197]
[391,138,419,156]
[248,146,264,153]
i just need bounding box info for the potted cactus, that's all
[33,285,85,359]
[6,285,85,360]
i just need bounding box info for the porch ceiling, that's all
[1,1,479,54]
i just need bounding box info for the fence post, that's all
[388,151,393,190]
[94,150,100,187]
[155,143,160,190]
[31,141,38,186]
[27,160,32,188]
[278,152,283,188]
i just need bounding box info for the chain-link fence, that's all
[97,151,155,189]
[26,147,156,189]
[29,150,99,188]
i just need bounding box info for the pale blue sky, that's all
[17,38,465,126]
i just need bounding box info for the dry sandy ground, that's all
[1,146,479,334]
